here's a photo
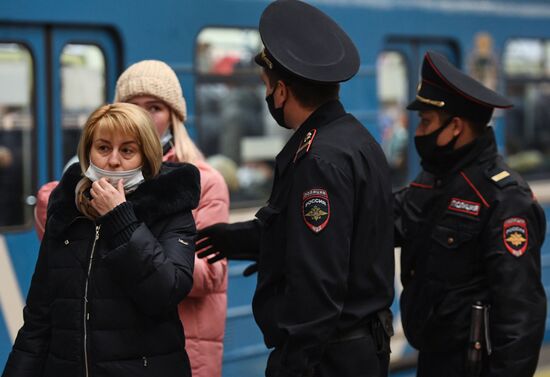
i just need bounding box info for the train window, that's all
[0,43,33,228]
[377,51,409,188]
[503,39,550,178]
[195,27,289,207]
[504,39,544,77]
[61,44,105,167]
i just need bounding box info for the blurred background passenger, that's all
[2,103,199,377]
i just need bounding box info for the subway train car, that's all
[1,0,550,375]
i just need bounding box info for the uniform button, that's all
[474,341,481,350]
[410,269,415,277]
[435,179,442,187]
[447,237,454,245]
[64,240,69,245]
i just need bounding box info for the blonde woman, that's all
[34,60,230,377]
[4,103,200,377]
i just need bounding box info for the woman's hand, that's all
[90,178,126,216]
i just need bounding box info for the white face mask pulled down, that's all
[84,161,145,194]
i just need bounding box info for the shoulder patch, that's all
[294,129,317,163]
[302,188,330,233]
[503,217,528,257]
[485,166,516,189]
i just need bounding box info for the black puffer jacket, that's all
[2,162,200,377]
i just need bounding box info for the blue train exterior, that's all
[1,1,550,376]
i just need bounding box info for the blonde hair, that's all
[170,112,203,163]
[77,103,163,179]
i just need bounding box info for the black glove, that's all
[197,220,261,264]
[242,263,258,277]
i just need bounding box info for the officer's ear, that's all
[450,116,466,137]
[275,79,289,107]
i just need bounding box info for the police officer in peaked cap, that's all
[197,1,395,376]
[394,51,546,377]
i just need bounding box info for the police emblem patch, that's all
[302,188,330,233]
[448,198,480,216]
[503,217,528,257]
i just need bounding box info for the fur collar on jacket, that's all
[47,162,200,233]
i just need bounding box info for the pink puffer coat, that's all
[34,153,230,377]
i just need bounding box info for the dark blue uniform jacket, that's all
[253,100,395,376]
[395,128,547,376]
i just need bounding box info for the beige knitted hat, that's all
[114,60,187,121]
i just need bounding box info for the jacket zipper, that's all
[84,225,100,377]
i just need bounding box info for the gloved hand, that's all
[197,220,261,264]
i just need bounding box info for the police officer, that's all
[394,51,547,377]
[197,1,394,376]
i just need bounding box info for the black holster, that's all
[371,309,394,355]
[466,302,491,377]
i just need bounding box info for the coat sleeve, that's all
[482,190,547,377]
[275,156,354,377]
[189,164,229,297]
[2,231,52,377]
[101,203,196,318]
[33,181,59,241]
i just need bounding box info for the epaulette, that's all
[485,165,517,189]
[294,129,317,163]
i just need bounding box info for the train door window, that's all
[195,27,288,207]
[503,39,550,178]
[0,43,33,228]
[60,44,105,167]
[377,51,409,188]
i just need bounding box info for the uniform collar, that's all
[453,126,497,172]
[430,127,498,182]
[275,100,346,175]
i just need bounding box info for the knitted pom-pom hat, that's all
[114,60,187,121]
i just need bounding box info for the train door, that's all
[50,28,119,178]
[378,39,459,184]
[0,25,119,368]
[0,25,45,367]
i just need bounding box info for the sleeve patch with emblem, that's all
[503,217,528,257]
[302,188,330,233]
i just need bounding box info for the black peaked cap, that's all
[407,51,512,124]
[254,0,360,83]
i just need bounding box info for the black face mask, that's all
[265,86,289,129]
[414,117,460,174]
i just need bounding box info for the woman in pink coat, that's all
[34,60,229,377]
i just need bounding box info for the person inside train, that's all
[2,102,200,377]
[34,60,230,377]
